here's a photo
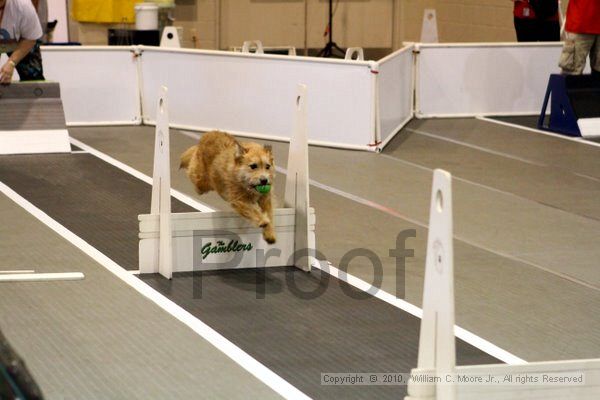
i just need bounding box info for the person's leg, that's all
[560,32,595,75]
[590,35,600,76]
[514,18,537,42]
[537,19,560,42]
[9,42,45,81]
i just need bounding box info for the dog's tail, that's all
[179,145,196,170]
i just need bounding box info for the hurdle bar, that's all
[138,84,317,279]
[0,82,70,155]
[405,170,600,400]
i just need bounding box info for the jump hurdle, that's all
[138,84,317,279]
[0,82,70,155]
[405,170,600,400]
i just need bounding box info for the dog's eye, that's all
[249,163,258,170]
[266,164,271,170]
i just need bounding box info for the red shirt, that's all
[514,0,559,20]
[565,0,600,34]
[514,0,535,19]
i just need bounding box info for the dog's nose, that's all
[260,178,268,185]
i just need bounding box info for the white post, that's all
[160,27,182,48]
[241,40,265,54]
[407,169,455,400]
[344,47,364,61]
[420,9,439,43]
[284,84,311,272]
[150,86,173,279]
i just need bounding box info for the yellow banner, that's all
[72,0,137,24]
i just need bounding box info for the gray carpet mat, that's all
[398,118,600,180]
[385,119,600,222]
[489,115,600,144]
[0,152,499,399]
[0,82,66,130]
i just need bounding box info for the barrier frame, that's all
[414,42,569,119]
[38,41,590,151]
[137,45,380,151]
[376,44,415,148]
[40,45,143,126]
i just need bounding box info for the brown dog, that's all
[180,131,276,244]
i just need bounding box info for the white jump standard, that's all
[405,170,600,400]
[138,84,317,279]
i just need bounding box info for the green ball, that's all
[255,184,271,194]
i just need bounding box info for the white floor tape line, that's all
[0,180,311,400]
[68,133,525,365]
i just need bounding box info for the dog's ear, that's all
[263,144,273,154]
[234,141,247,162]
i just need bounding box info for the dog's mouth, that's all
[250,179,270,188]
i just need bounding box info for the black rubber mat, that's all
[141,268,498,399]
[0,152,500,399]
[0,154,193,270]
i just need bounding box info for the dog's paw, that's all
[264,234,276,245]
[262,226,276,244]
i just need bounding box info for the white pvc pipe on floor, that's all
[0,272,85,282]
